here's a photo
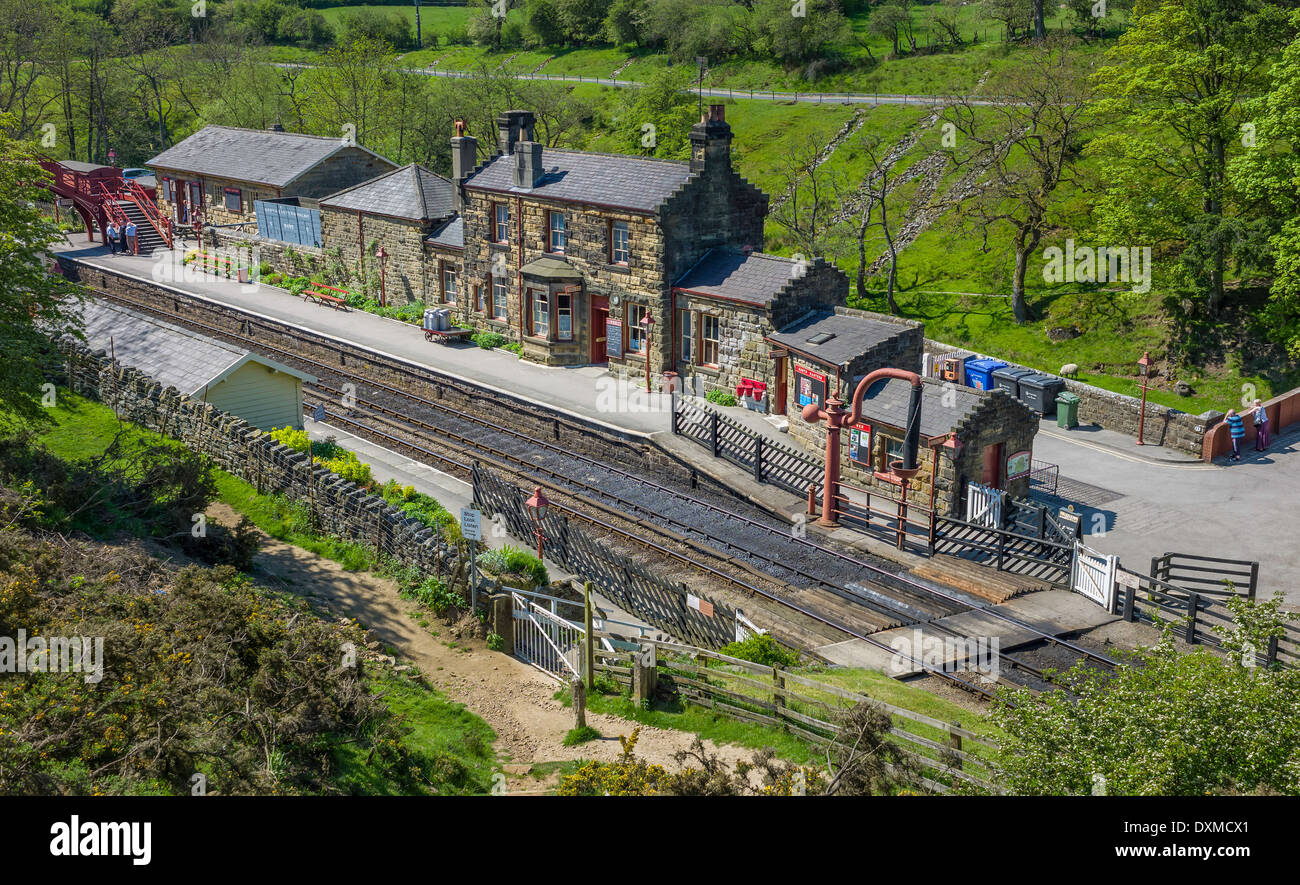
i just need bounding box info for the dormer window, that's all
[548,211,566,254]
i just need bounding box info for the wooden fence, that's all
[595,638,1003,795]
[671,394,822,497]
[471,463,737,648]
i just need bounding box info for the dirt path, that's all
[210,504,758,789]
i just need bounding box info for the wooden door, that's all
[774,356,788,415]
[981,442,1004,490]
[589,294,609,364]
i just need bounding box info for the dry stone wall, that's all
[60,342,466,584]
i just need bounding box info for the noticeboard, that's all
[460,507,483,542]
[794,364,827,410]
[849,423,872,466]
[1006,449,1032,480]
[606,318,623,359]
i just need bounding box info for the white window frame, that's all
[611,220,630,265]
[443,264,458,304]
[701,314,720,367]
[494,202,510,244]
[556,292,573,341]
[492,278,508,320]
[531,289,550,339]
[679,309,693,363]
[627,303,648,355]
[549,211,566,254]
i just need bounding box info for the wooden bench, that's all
[424,327,472,344]
[302,284,350,311]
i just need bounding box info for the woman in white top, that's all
[1252,399,1270,451]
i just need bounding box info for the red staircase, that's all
[38,159,173,251]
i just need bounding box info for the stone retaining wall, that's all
[59,341,466,587]
[923,338,1213,456]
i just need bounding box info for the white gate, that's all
[1071,542,1117,611]
[512,592,584,680]
[966,482,1005,528]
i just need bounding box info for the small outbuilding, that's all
[79,300,316,430]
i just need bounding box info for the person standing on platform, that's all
[1252,399,1270,451]
[124,220,138,255]
[1225,409,1245,461]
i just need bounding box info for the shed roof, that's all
[674,250,800,306]
[146,125,386,189]
[78,299,315,397]
[855,377,988,440]
[425,215,464,250]
[320,163,455,221]
[464,146,692,213]
[767,311,909,371]
[519,255,583,281]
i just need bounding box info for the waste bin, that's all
[1020,373,1067,416]
[1056,391,1080,429]
[992,366,1036,399]
[965,358,1008,391]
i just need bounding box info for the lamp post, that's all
[642,312,655,394]
[524,485,550,560]
[1136,351,1152,446]
[376,245,388,308]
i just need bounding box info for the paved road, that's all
[273,61,1005,107]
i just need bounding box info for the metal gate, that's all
[966,481,1005,529]
[512,592,584,680]
[1071,542,1117,611]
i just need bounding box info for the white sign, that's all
[686,593,714,617]
[1115,570,1141,590]
[460,507,482,542]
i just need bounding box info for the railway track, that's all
[83,285,1119,698]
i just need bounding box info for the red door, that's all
[981,443,1004,489]
[590,295,609,364]
[774,356,788,416]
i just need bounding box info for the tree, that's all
[0,122,84,426]
[467,0,521,49]
[604,0,644,46]
[752,0,850,67]
[991,609,1300,795]
[527,0,566,47]
[0,0,60,139]
[1231,11,1300,359]
[555,0,612,45]
[848,136,903,314]
[615,66,696,159]
[825,701,917,795]
[980,0,1032,42]
[1089,0,1292,319]
[305,36,397,150]
[945,38,1095,323]
[112,0,187,147]
[868,2,910,55]
[770,133,843,258]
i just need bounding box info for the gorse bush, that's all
[719,633,800,668]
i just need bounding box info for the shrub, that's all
[472,331,508,350]
[503,342,523,355]
[405,577,465,614]
[719,633,799,668]
[706,388,737,408]
[487,632,505,651]
[563,725,601,747]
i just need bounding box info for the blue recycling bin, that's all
[965,358,1008,391]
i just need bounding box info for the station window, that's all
[494,203,510,244]
[549,211,567,253]
[531,289,549,338]
[883,436,904,472]
[556,292,573,341]
[611,220,629,265]
[627,303,648,354]
[492,278,508,320]
[700,314,720,367]
[224,187,242,212]
[443,264,458,304]
[679,309,693,363]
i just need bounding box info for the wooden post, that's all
[1248,561,1259,601]
[583,580,595,692]
[1184,592,1200,644]
[710,411,720,458]
[491,594,513,655]
[1123,578,1137,622]
[571,678,586,730]
[753,432,764,483]
[1267,635,1279,667]
[948,723,963,770]
[633,644,657,704]
[773,667,786,730]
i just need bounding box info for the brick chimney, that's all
[497,110,536,156]
[689,104,732,174]
[513,141,544,189]
[451,119,477,211]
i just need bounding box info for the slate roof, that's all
[519,255,583,281]
[425,215,464,249]
[78,300,314,397]
[320,164,455,222]
[855,377,988,439]
[768,311,908,370]
[146,126,374,189]
[463,147,693,212]
[674,250,800,305]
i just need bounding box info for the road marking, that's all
[1037,429,1217,469]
